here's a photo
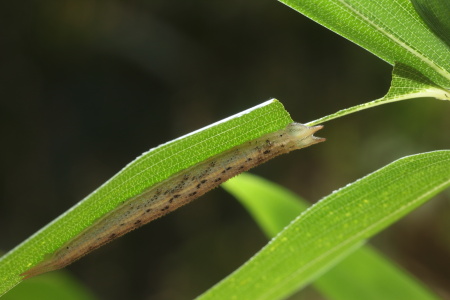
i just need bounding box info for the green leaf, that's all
[385,63,450,100]
[1,272,97,300]
[411,0,450,48]
[0,99,293,296]
[222,173,439,300]
[279,0,450,89]
[223,173,307,238]
[315,247,440,300]
[197,151,450,300]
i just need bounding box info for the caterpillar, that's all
[21,122,324,279]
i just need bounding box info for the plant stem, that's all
[307,91,449,126]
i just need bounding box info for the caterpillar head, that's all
[286,122,325,148]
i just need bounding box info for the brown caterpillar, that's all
[21,122,324,279]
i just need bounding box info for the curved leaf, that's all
[279,0,450,89]
[0,99,293,296]
[222,173,439,300]
[197,151,450,300]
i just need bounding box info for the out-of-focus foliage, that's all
[1,272,96,300]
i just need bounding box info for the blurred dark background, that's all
[1,0,449,299]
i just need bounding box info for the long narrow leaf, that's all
[222,173,439,300]
[0,99,293,296]
[279,0,450,89]
[315,247,440,300]
[198,151,450,300]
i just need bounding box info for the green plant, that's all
[0,0,449,298]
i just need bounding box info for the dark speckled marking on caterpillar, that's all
[21,122,324,279]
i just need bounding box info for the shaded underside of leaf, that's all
[222,173,439,300]
[197,151,450,300]
[0,99,293,296]
[279,0,450,89]
[411,0,450,48]
[385,63,450,100]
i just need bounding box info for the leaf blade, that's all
[411,0,450,48]
[1,272,97,300]
[315,247,440,300]
[0,99,293,296]
[222,173,440,300]
[279,0,450,89]
[198,151,450,300]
